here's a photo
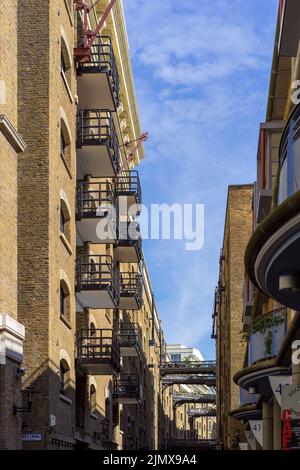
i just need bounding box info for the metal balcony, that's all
[76,255,120,309]
[248,308,287,366]
[77,110,120,178]
[114,221,142,263]
[119,272,143,310]
[113,375,141,404]
[115,171,142,215]
[117,323,142,357]
[77,36,120,111]
[76,329,120,375]
[76,181,118,244]
[160,360,216,376]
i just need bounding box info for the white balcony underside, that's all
[119,296,140,310]
[120,346,139,357]
[76,290,116,309]
[76,219,117,244]
[113,397,140,405]
[76,361,116,376]
[77,146,116,178]
[114,246,139,263]
[77,73,116,111]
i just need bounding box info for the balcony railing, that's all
[248,307,287,366]
[77,36,120,109]
[77,110,120,176]
[278,103,300,204]
[76,255,120,309]
[115,171,142,206]
[76,328,120,375]
[119,272,143,310]
[117,323,142,356]
[77,181,117,219]
[239,387,260,406]
[113,374,141,404]
[76,181,118,244]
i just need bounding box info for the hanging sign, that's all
[281,384,300,450]
[249,420,263,446]
[269,375,292,406]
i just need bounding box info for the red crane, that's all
[74,0,117,62]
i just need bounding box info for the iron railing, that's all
[77,328,120,370]
[120,272,143,304]
[77,109,120,174]
[77,180,118,220]
[76,255,120,301]
[115,171,142,205]
[113,374,141,401]
[117,323,142,351]
[78,36,120,107]
[248,307,287,365]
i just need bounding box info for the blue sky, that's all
[122,0,278,359]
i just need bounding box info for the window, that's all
[59,359,70,395]
[60,207,66,234]
[89,384,96,413]
[60,196,71,243]
[60,285,66,316]
[60,279,70,322]
[60,130,66,158]
[60,116,71,171]
[171,354,181,362]
[61,34,72,89]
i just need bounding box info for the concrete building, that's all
[0,0,166,450]
[214,185,254,449]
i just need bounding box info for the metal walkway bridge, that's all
[166,439,217,450]
[160,360,216,376]
[172,392,216,407]
[188,408,216,418]
[162,375,216,387]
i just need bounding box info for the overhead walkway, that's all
[166,439,217,450]
[188,408,216,418]
[162,374,216,387]
[160,360,216,376]
[172,392,216,407]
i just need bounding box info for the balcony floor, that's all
[76,359,118,376]
[77,72,116,111]
[76,218,117,245]
[119,295,141,310]
[77,145,116,179]
[76,289,117,310]
[114,245,140,263]
[120,345,140,357]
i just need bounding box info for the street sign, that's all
[21,433,42,442]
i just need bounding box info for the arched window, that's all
[89,384,96,413]
[59,359,70,395]
[60,195,71,242]
[60,278,70,321]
